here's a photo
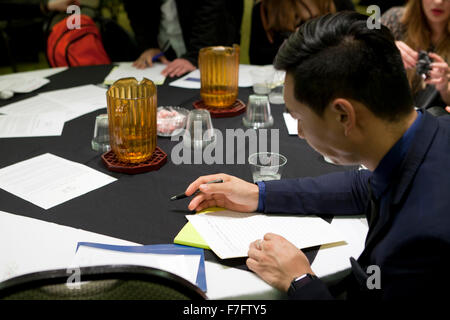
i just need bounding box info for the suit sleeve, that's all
[263,169,371,216]
[180,0,243,66]
[288,278,334,300]
[179,0,218,65]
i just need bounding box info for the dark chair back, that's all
[0,265,207,300]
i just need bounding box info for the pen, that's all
[152,52,165,62]
[152,40,170,63]
[170,179,224,201]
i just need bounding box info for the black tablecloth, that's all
[0,65,354,269]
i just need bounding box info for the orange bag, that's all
[47,14,111,67]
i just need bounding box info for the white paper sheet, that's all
[169,69,202,89]
[72,245,200,286]
[283,112,298,135]
[187,210,346,259]
[169,64,274,89]
[0,210,137,282]
[39,85,107,121]
[0,95,66,117]
[104,62,166,85]
[0,77,50,93]
[312,216,368,278]
[0,67,67,81]
[0,113,65,138]
[0,85,107,122]
[0,153,117,210]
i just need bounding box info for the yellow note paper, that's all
[173,207,224,249]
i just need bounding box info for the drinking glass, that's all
[250,67,275,95]
[91,114,110,152]
[183,109,215,150]
[268,70,285,104]
[243,95,274,129]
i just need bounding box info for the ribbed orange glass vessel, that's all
[107,77,157,163]
[199,44,239,108]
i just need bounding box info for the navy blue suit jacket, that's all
[263,112,450,300]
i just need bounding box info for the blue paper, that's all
[76,242,207,292]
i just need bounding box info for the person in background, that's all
[184,12,450,300]
[381,0,450,110]
[124,0,243,78]
[249,0,354,65]
[359,0,407,14]
[0,0,79,19]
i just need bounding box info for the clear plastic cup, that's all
[91,114,110,152]
[268,70,285,104]
[183,109,216,150]
[250,67,275,95]
[248,152,287,183]
[242,95,274,129]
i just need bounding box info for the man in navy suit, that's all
[185,12,450,300]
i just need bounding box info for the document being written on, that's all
[0,153,117,210]
[187,211,346,259]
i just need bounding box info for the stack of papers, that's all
[72,242,206,292]
[0,84,107,138]
[104,62,166,85]
[184,210,346,259]
[0,153,116,210]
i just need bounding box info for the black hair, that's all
[274,11,414,121]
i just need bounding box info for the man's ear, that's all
[329,98,356,136]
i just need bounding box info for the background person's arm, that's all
[123,0,163,67]
[426,53,450,105]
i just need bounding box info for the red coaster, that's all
[101,146,167,174]
[192,99,246,118]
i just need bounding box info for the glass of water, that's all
[250,67,275,95]
[248,152,287,183]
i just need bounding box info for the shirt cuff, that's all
[256,181,266,212]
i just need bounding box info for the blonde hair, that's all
[401,0,450,93]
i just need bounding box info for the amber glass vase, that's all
[199,44,239,108]
[107,78,157,163]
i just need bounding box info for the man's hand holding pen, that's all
[182,174,260,213]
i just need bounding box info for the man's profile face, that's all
[283,72,353,165]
